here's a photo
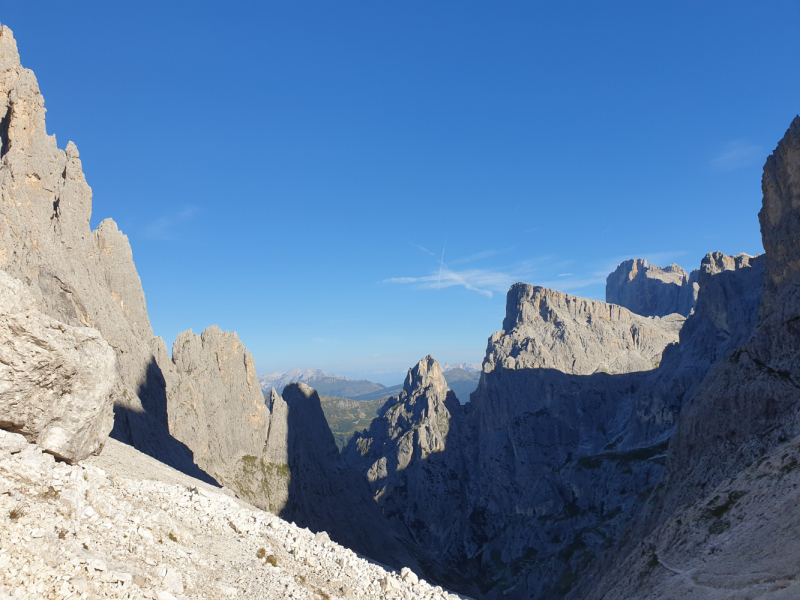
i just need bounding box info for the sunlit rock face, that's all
[0,269,119,462]
[607,259,699,318]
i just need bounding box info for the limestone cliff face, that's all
[459,288,685,599]
[488,284,684,377]
[152,326,279,507]
[606,259,698,317]
[575,118,800,600]
[0,24,198,472]
[343,357,467,572]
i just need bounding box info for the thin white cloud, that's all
[144,206,199,240]
[557,273,573,277]
[386,257,552,299]
[449,248,513,266]
[411,242,437,258]
[386,268,508,298]
[710,140,764,172]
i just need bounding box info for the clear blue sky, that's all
[2,1,798,384]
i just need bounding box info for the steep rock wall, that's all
[606,259,698,317]
[576,117,800,600]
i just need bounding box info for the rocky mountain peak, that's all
[0,25,20,75]
[606,258,698,317]
[490,283,684,376]
[402,355,448,406]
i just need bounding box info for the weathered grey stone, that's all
[0,269,117,462]
[155,326,274,506]
[487,284,684,376]
[343,357,466,561]
[0,429,26,453]
[607,259,698,317]
[0,24,194,471]
[576,118,800,600]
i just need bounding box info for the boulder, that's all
[0,270,117,462]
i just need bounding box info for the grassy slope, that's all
[319,395,391,450]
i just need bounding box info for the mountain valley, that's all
[0,20,799,600]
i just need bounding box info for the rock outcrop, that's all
[574,117,800,600]
[0,270,118,462]
[152,326,276,507]
[0,23,199,474]
[606,259,698,317]
[486,284,685,376]
[344,357,467,574]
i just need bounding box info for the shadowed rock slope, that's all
[347,254,766,598]
[574,116,800,600]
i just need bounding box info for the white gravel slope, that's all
[0,437,468,600]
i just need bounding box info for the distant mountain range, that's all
[260,367,481,404]
[257,369,385,398]
[441,362,482,372]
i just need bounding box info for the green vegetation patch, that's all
[319,395,389,450]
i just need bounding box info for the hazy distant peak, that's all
[441,362,482,373]
[258,369,350,392]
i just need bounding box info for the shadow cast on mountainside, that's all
[110,357,220,488]
[279,383,421,574]
[362,363,693,600]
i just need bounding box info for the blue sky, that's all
[2,1,798,384]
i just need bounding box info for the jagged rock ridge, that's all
[576,116,800,600]
[607,259,699,317]
[348,251,766,598]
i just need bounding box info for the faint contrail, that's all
[437,243,446,290]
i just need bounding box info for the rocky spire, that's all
[343,356,466,584]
